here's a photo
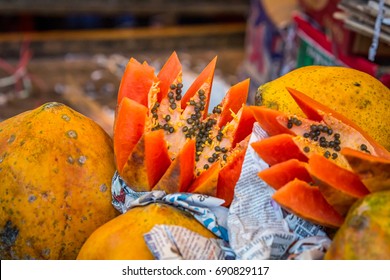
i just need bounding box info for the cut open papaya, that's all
[113,53,255,206]
[251,87,390,225]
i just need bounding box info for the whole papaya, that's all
[325,191,390,259]
[0,102,118,259]
[77,203,216,260]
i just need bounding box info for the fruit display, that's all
[1,50,389,260]
[113,52,255,206]
[0,102,118,259]
[256,65,390,150]
[250,87,390,228]
[76,203,216,260]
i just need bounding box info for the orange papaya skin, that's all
[341,147,390,192]
[153,139,195,193]
[286,87,390,160]
[217,78,250,128]
[117,58,158,107]
[251,134,308,166]
[258,159,311,190]
[120,130,171,191]
[157,51,182,102]
[181,57,217,118]
[272,179,345,228]
[308,154,370,216]
[114,98,148,172]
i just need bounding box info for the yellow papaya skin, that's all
[325,191,390,259]
[256,66,390,150]
[77,203,216,260]
[0,103,118,259]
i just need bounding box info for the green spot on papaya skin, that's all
[66,130,78,139]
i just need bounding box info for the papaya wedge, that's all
[272,178,345,228]
[258,159,311,190]
[341,147,390,192]
[308,154,370,216]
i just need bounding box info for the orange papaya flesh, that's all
[272,179,345,228]
[114,97,148,173]
[181,56,217,118]
[249,105,294,136]
[251,134,308,166]
[286,87,390,160]
[157,51,182,102]
[308,154,370,216]
[117,58,158,107]
[120,130,171,191]
[153,139,195,193]
[341,147,390,193]
[231,105,256,147]
[216,78,250,128]
[258,159,312,190]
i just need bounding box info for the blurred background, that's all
[0,0,389,135]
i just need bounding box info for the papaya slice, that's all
[117,58,158,107]
[272,179,345,228]
[153,139,195,193]
[216,144,247,206]
[308,154,370,216]
[258,159,311,190]
[113,97,148,173]
[251,134,308,166]
[181,57,217,118]
[114,53,254,205]
[188,159,221,196]
[157,51,182,102]
[341,147,390,193]
[286,87,390,160]
[120,130,171,192]
[249,106,294,136]
[216,78,250,128]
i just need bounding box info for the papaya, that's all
[256,65,390,150]
[0,103,118,259]
[76,203,216,260]
[113,52,256,206]
[272,179,345,228]
[325,191,390,259]
[341,147,390,193]
[250,88,390,226]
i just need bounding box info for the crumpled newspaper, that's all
[111,123,332,260]
[111,172,229,242]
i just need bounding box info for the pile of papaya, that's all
[0,51,389,260]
